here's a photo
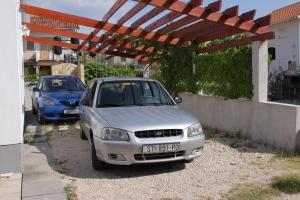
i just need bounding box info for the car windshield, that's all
[42,77,85,92]
[96,81,174,107]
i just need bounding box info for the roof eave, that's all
[270,15,300,26]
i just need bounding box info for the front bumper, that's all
[39,105,80,121]
[93,133,205,165]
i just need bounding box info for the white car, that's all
[79,77,205,170]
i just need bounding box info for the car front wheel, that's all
[80,129,87,140]
[37,108,45,124]
[32,103,37,115]
[91,138,106,170]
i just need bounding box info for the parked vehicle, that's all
[79,77,205,170]
[32,75,85,123]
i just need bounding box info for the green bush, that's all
[142,34,253,99]
[84,62,136,84]
[272,174,300,194]
[24,73,40,85]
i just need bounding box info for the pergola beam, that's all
[24,35,143,60]
[157,0,221,35]
[132,0,269,34]
[95,2,147,53]
[20,4,182,45]
[197,32,275,53]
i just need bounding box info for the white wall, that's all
[180,94,300,152]
[269,19,300,74]
[0,0,24,145]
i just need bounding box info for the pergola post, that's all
[252,41,269,103]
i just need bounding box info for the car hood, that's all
[95,106,199,132]
[42,91,83,101]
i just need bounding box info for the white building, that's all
[0,0,24,173]
[268,2,300,75]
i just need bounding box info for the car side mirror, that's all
[32,87,39,92]
[174,96,182,104]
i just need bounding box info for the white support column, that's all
[252,41,269,103]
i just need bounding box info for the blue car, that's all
[31,75,85,123]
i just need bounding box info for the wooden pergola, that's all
[21,0,275,62]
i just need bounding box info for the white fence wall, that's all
[180,94,300,152]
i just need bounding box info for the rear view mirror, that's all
[174,96,182,104]
[32,87,39,92]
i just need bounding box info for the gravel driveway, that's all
[40,124,283,200]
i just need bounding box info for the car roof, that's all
[42,75,79,79]
[96,76,155,82]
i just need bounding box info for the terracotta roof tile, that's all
[30,16,79,29]
[271,2,300,24]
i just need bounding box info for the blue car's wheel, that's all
[32,103,37,115]
[37,108,45,124]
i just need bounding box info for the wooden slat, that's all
[79,0,127,51]
[172,5,239,39]
[132,0,269,34]
[157,0,221,35]
[21,4,187,46]
[131,7,165,28]
[197,32,275,53]
[95,2,147,52]
[117,2,147,25]
[145,12,182,32]
[191,10,257,43]
[24,35,143,59]
[24,22,142,54]
[102,0,127,22]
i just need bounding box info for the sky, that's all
[23,0,300,33]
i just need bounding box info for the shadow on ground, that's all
[203,127,278,154]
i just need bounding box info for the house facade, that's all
[268,2,300,75]
[24,16,80,76]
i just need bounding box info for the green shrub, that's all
[84,62,136,84]
[272,174,300,194]
[24,73,40,85]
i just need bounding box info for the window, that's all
[96,81,174,108]
[121,57,126,62]
[88,82,98,106]
[27,41,34,51]
[278,28,288,39]
[268,47,276,61]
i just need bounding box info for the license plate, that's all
[64,109,79,114]
[143,143,180,154]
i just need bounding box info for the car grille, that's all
[135,129,183,138]
[134,151,185,161]
[60,101,79,107]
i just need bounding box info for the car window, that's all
[96,81,174,108]
[41,77,85,92]
[88,81,97,106]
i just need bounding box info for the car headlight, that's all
[41,97,55,106]
[101,128,129,141]
[187,123,203,137]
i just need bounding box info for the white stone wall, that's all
[180,94,300,152]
